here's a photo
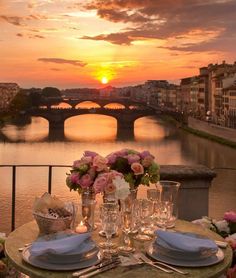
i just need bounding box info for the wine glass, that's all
[99,202,120,257]
[118,198,135,253]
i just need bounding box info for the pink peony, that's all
[93,155,108,171]
[115,149,129,157]
[131,162,144,175]
[106,153,117,164]
[127,154,140,164]
[79,174,93,188]
[93,175,108,193]
[142,155,154,167]
[224,211,236,222]
[70,172,80,184]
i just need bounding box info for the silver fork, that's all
[136,252,189,275]
[132,253,173,273]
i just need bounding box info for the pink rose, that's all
[104,183,116,194]
[115,149,129,157]
[93,155,108,171]
[131,162,144,175]
[81,156,92,164]
[79,174,93,188]
[140,151,154,159]
[70,172,80,184]
[224,211,236,222]
[127,154,140,164]
[142,155,154,167]
[93,176,107,193]
[84,151,98,158]
[73,160,83,168]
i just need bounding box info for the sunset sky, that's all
[1,0,236,89]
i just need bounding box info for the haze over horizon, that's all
[1,0,236,89]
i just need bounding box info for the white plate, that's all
[146,244,224,267]
[22,246,101,271]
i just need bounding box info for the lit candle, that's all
[75,221,88,233]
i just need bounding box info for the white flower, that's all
[214,220,230,233]
[113,176,130,200]
[192,217,213,230]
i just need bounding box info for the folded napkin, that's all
[30,232,91,257]
[155,230,218,260]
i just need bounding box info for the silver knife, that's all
[79,261,120,278]
[72,259,119,277]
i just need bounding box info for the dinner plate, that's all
[146,244,224,267]
[22,246,101,271]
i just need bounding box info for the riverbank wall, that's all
[186,117,236,146]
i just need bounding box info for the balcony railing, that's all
[1,164,219,233]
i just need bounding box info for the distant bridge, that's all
[27,106,156,140]
[44,97,146,109]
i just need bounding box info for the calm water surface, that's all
[0,104,236,233]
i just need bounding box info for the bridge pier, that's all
[116,118,135,140]
[48,120,65,141]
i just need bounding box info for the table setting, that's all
[5,149,233,277]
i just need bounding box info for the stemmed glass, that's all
[99,202,120,257]
[134,199,153,241]
[118,198,135,253]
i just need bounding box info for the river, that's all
[0,103,236,234]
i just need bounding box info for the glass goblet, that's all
[99,203,120,256]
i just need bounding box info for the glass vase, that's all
[81,188,96,231]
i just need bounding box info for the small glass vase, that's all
[81,188,96,231]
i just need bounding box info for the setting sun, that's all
[101,77,109,84]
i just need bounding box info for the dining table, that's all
[4,219,233,278]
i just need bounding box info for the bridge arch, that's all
[75,101,101,109]
[64,114,117,141]
[51,102,72,109]
[104,103,125,109]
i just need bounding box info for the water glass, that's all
[157,201,173,230]
[156,180,180,228]
[134,199,153,241]
[118,198,135,253]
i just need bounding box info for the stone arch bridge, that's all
[27,107,156,140]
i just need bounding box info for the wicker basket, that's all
[33,213,73,234]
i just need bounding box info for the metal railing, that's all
[0,165,70,231]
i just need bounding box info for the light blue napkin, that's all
[155,230,218,257]
[30,232,91,256]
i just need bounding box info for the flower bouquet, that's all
[93,170,130,201]
[106,149,160,189]
[193,211,236,277]
[66,151,108,194]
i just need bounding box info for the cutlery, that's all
[215,240,228,248]
[79,260,120,278]
[137,252,188,275]
[133,253,173,273]
[18,243,32,252]
[72,258,120,277]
